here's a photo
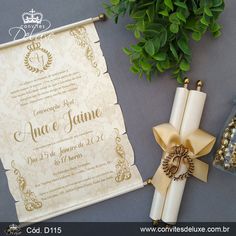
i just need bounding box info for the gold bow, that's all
[151,123,216,195]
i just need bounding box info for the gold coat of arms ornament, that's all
[162,144,194,181]
[24,41,52,73]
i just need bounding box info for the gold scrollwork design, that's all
[114,128,132,182]
[162,144,194,181]
[70,27,100,76]
[11,161,42,211]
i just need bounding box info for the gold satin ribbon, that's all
[151,123,216,195]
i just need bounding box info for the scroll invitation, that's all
[150,84,189,221]
[0,17,143,222]
[162,87,207,223]
[150,80,216,224]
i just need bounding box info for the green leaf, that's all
[211,7,224,12]
[146,6,155,22]
[177,74,183,83]
[212,0,223,7]
[170,23,179,33]
[131,53,140,60]
[160,59,170,69]
[131,45,142,52]
[213,30,221,38]
[156,63,164,72]
[110,0,120,5]
[170,43,178,60]
[169,13,180,24]
[159,28,168,46]
[126,24,135,31]
[131,10,146,19]
[177,12,186,22]
[191,32,201,41]
[153,52,167,61]
[146,72,151,81]
[130,65,140,73]
[210,22,221,33]
[174,1,187,9]
[152,37,161,52]
[138,2,154,8]
[177,38,191,55]
[164,0,174,11]
[136,20,145,32]
[145,40,155,56]
[191,0,198,12]
[200,16,209,26]
[123,47,132,55]
[159,10,169,16]
[141,60,152,71]
[180,59,190,71]
[204,7,213,16]
[134,30,141,39]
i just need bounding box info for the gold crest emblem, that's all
[24,41,52,73]
[162,144,194,181]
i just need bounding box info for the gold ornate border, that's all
[70,26,100,76]
[114,128,131,182]
[11,161,42,211]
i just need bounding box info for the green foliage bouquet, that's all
[104,0,225,82]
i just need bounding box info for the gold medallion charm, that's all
[162,145,194,181]
[24,41,52,73]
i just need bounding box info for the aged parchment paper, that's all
[0,22,143,222]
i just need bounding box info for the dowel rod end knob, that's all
[98,13,107,21]
[152,220,159,226]
[183,77,190,89]
[144,178,152,186]
[196,80,203,91]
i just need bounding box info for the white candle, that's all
[149,87,189,221]
[161,89,206,224]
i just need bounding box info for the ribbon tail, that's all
[192,159,209,182]
[152,157,172,195]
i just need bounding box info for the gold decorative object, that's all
[162,144,194,181]
[11,161,42,211]
[24,41,52,73]
[214,115,236,170]
[114,128,131,182]
[151,123,215,194]
[183,77,190,89]
[70,26,100,76]
[144,178,152,186]
[98,13,107,21]
[196,80,203,91]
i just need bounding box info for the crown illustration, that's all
[27,41,41,51]
[22,9,43,24]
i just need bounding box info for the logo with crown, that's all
[9,9,52,40]
[24,41,52,73]
[22,9,43,24]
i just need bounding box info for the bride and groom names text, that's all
[14,107,102,143]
